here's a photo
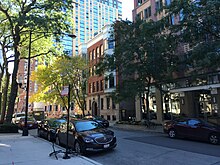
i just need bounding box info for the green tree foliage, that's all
[0,0,74,123]
[165,0,220,74]
[30,56,88,116]
[97,19,178,117]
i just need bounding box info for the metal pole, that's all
[63,84,71,159]
[22,31,31,136]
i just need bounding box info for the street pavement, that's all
[1,123,220,165]
[0,133,102,165]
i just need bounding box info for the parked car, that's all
[55,119,117,154]
[83,115,109,128]
[38,118,66,141]
[17,116,38,129]
[12,112,25,124]
[163,118,220,144]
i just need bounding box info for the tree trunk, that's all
[1,72,10,123]
[6,48,20,123]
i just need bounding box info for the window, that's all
[100,80,103,90]
[112,100,116,109]
[101,98,104,110]
[89,83,91,93]
[89,100,91,110]
[54,105,58,111]
[92,49,95,60]
[108,39,114,49]
[107,97,110,109]
[144,6,151,19]
[96,81,99,91]
[96,47,100,58]
[107,115,110,120]
[109,74,115,88]
[92,82,95,92]
[155,0,162,12]
[188,119,201,126]
[100,45,104,56]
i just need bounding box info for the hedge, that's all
[0,123,19,133]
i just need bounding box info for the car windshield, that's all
[75,121,102,132]
[51,120,66,127]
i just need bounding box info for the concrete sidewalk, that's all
[0,133,102,165]
[110,122,164,133]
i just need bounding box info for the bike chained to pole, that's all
[49,134,79,160]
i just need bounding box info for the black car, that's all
[38,118,66,141]
[164,118,220,144]
[83,115,109,128]
[55,120,117,154]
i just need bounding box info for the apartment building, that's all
[132,0,220,124]
[79,25,120,121]
[73,0,122,55]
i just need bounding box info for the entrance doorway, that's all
[92,101,98,116]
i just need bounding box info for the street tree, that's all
[97,19,178,120]
[164,0,220,74]
[30,56,88,117]
[0,0,74,123]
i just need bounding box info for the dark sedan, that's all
[56,120,117,154]
[38,118,66,141]
[164,118,220,144]
[83,115,109,127]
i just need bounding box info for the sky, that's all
[8,0,134,74]
[121,0,134,21]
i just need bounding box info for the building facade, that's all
[132,0,220,124]
[73,0,122,55]
[79,25,120,121]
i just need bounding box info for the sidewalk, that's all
[0,133,102,165]
[110,121,164,133]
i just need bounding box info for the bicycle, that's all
[144,120,156,129]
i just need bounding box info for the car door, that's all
[174,119,190,137]
[58,122,67,145]
[187,119,206,140]
[68,122,76,148]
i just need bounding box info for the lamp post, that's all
[22,31,32,136]
[22,31,76,136]
[63,84,71,159]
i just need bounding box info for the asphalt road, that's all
[87,128,220,165]
[29,128,220,165]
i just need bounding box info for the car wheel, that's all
[168,129,177,138]
[74,141,83,155]
[209,134,219,144]
[47,133,51,141]
[37,129,41,137]
[55,136,60,146]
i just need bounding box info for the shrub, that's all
[0,123,19,133]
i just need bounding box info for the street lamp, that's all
[63,84,71,159]
[22,31,76,136]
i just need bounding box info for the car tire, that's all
[37,129,41,137]
[74,141,84,155]
[209,133,219,144]
[47,133,51,141]
[168,129,177,138]
[55,136,60,146]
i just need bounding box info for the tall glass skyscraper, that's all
[72,0,122,55]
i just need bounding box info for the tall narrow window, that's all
[101,98,104,110]
[107,97,110,109]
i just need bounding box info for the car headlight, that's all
[83,137,94,143]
